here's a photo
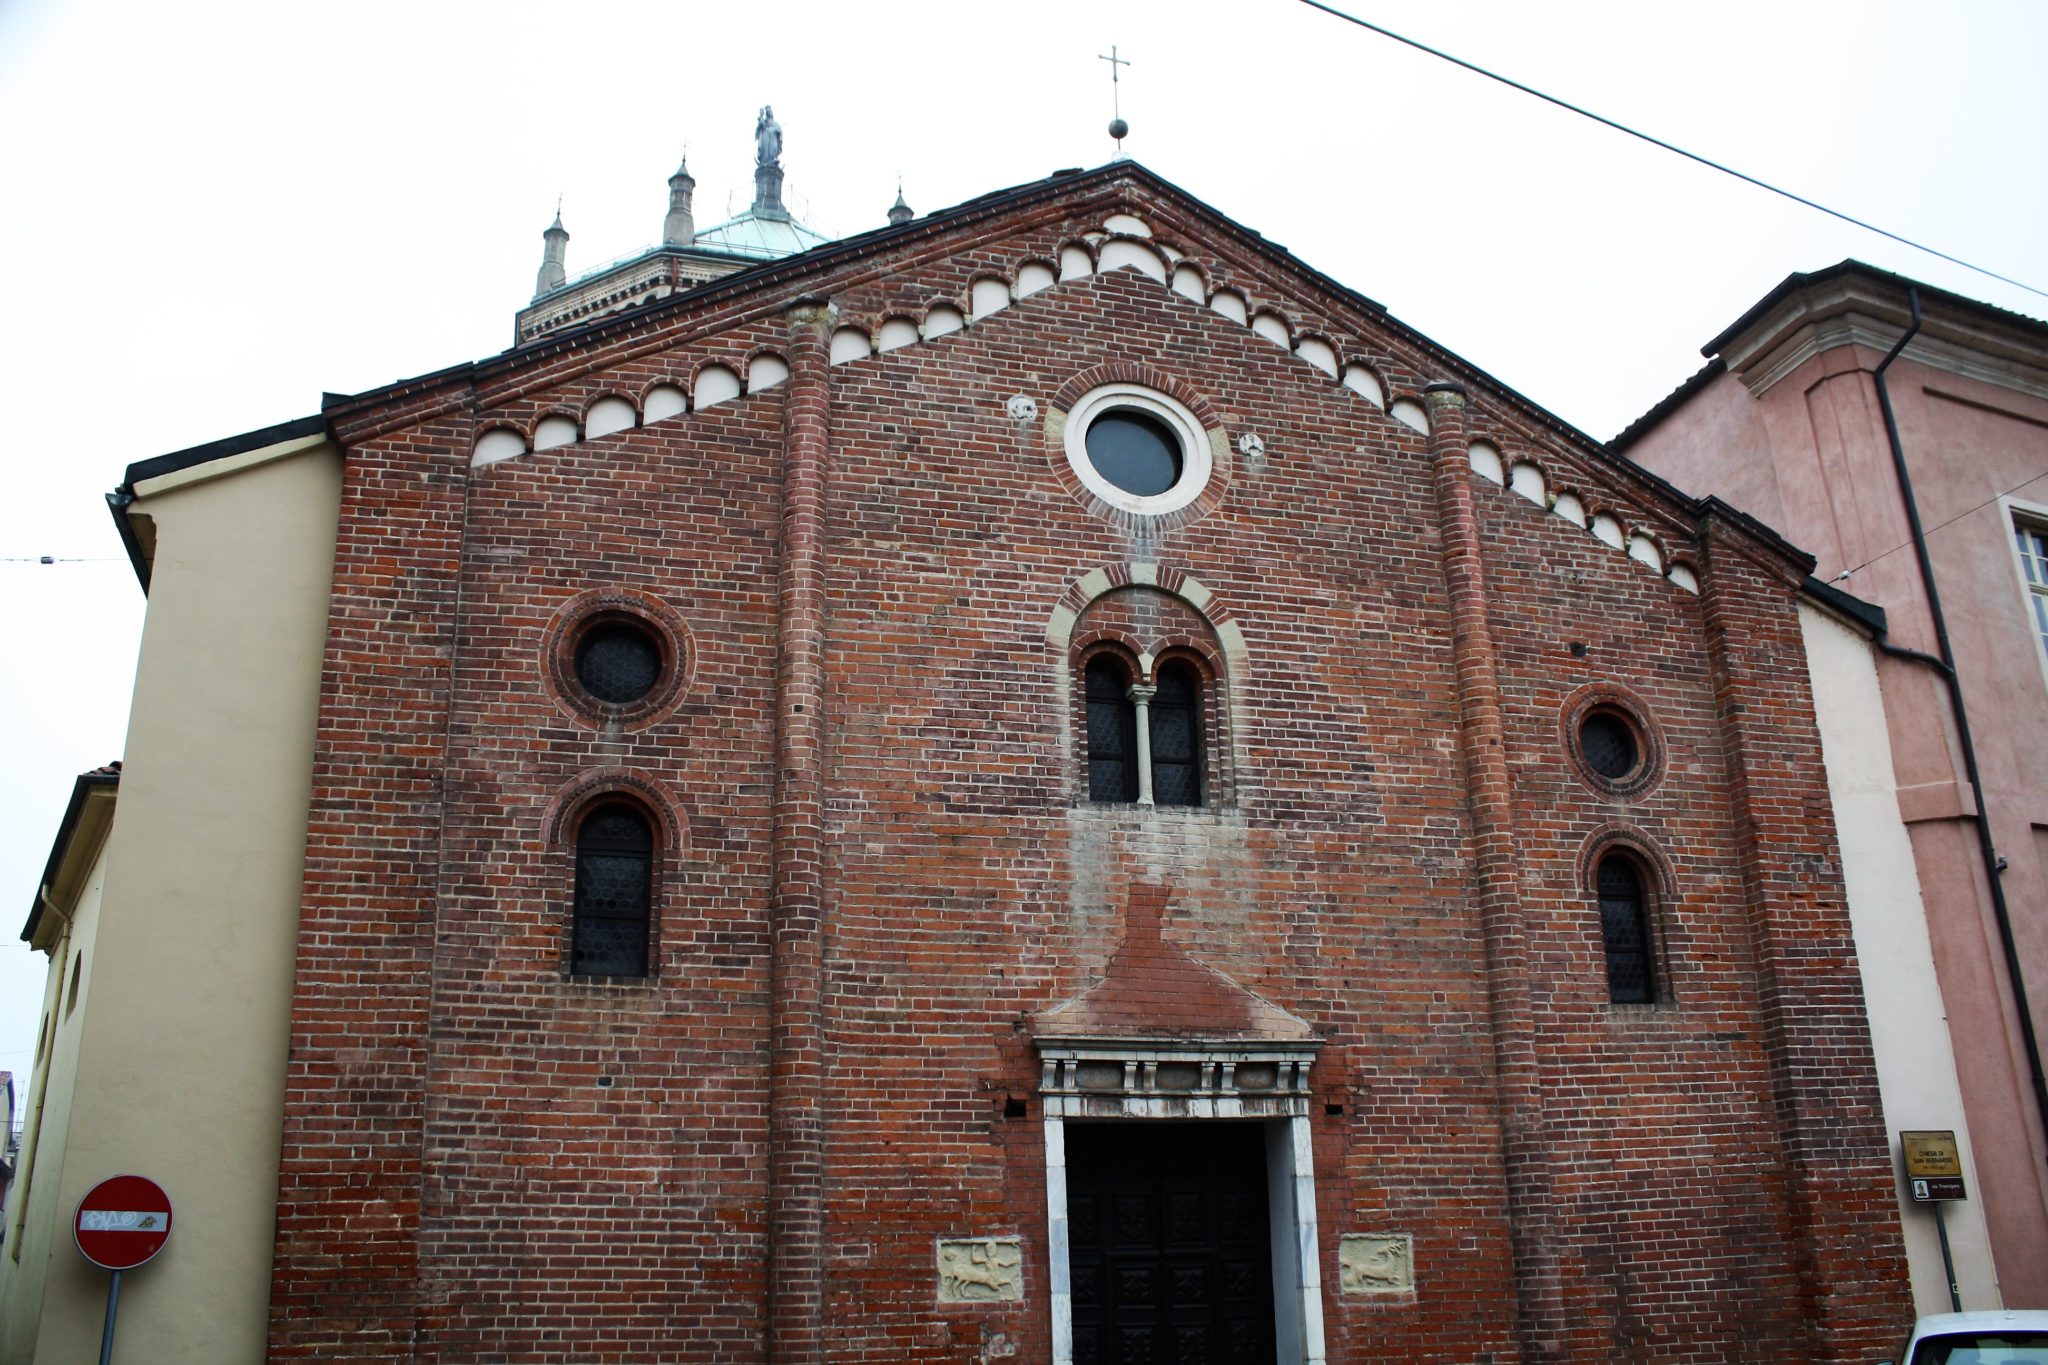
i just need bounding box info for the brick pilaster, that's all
[1423,382,1563,1359]
[767,298,834,1362]
[1694,518,1910,1361]
[269,415,472,1356]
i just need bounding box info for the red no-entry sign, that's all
[74,1175,173,1271]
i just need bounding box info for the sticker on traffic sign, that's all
[74,1175,173,1271]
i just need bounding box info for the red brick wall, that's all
[272,171,1908,1360]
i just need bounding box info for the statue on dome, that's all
[755,106,782,169]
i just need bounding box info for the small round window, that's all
[1063,383,1212,516]
[1579,711,1639,781]
[575,621,663,705]
[1561,685,1664,799]
[543,589,692,729]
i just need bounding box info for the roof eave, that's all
[1607,358,1726,453]
[109,413,329,592]
[120,413,327,490]
[1703,259,2048,361]
[1800,574,1889,636]
[22,768,120,947]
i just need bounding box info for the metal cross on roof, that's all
[1099,45,1132,152]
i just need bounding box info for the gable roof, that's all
[110,159,1818,587]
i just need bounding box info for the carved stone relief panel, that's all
[937,1237,1026,1303]
[1338,1233,1414,1296]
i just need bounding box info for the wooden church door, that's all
[1065,1122,1277,1363]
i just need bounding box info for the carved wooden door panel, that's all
[1066,1122,1276,1364]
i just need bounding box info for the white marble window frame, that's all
[1062,383,1214,517]
[1040,1054,1327,1364]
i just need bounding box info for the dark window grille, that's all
[1579,711,1638,781]
[572,803,652,977]
[1086,656,1138,803]
[575,622,662,705]
[1150,662,1203,807]
[1597,856,1655,1003]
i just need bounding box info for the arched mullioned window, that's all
[1085,655,1139,803]
[1596,854,1656,1004]
[571,802,654,977]
[1150,659,1203,807]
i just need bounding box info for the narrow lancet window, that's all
[1597,855,1655,1003]
[1150,661,1203,807]
[1086,656,1138,803]
[572,803,653,977]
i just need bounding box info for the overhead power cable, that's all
[1835,469,2048,582]
[1293,0,2048,302]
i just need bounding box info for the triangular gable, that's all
[302,159,1810,587]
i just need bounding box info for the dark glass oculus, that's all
[1084,410,1183,497]
[1579,711,1638,780]
[575,622,662,704]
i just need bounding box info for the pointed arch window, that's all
[571,802,653,978]
[1596,855,1656,1004]
[1085,655,1138,803]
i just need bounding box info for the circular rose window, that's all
[1578,710,1639,782]
[1063,384,1212,516]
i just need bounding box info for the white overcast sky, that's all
[2,0,2044,1087]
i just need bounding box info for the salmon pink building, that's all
[1621,262,2048,1309]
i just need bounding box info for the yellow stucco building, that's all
[0,424,339,1362]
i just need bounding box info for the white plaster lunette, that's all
[464,209,1706,597]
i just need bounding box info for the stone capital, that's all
[784,296,836,330]
[1422,382,1468,411]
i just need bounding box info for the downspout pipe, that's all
[1873,287,2048,1160]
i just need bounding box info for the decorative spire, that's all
[533,202,569,300]
[887,181,913,227]
[752,105,788,221]
[664,151,696,246]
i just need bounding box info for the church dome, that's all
[690,208,833,262]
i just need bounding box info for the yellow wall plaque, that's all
[1901,1130,1962,1179]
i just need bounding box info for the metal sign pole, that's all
[98,1268,122,1365]
[1932,1203,1962,1313]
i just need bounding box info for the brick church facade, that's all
[0,147,1918,1361]
[243,156,1912,1360]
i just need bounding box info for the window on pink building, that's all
[2015,519,2048,658]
